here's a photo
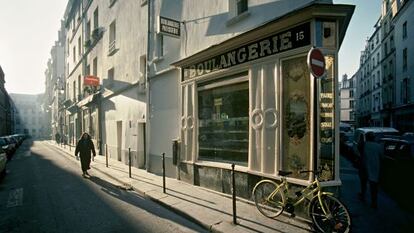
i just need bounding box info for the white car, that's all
[352,127,400,158]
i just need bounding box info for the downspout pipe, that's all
[145,0,151,172]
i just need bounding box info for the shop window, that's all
[198,80,249,164]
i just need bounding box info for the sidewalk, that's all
[47,141,312,233]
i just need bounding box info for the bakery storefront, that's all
[173,4,354,197]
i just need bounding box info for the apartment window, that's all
[109,0,117,7]
[403,21,407,39]
[73,47,76,62]
[350,100,355,108]
[86,64,90,75]
[93,57,98,76]
[403,48,407,72]
[107,68,114,87]
[78,37,82,58]
[236,0,248,15]
[140,55,146,80]
[67,39,70,57]
[86,20,91,42]
[156,33,164,58]
[377,53,380,65]
[78,75,82,100]
[350,90,354,98]
[227,0,249,25]
[109,20,116,55]
[93,7,99,29]
[384,42,388,55]
[73,81,76,101]
[402,78,409,104]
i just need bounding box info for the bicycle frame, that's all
[269,175,332,216]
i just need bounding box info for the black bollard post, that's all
[162,153,166,193]
[129,148,132,178]
[105,144,108,168]
[231,163,237,225]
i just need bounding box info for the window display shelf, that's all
[199,130,247,134]
[199,147,248,153]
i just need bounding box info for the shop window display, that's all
[198,81,249,164]
[281,56,311,179]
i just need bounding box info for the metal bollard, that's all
[128,148,132,178]
[162,153,166,193]
[69,144,71,151]
[231,163,237,225]
[105,144,108,167]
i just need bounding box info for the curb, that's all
[47,141,214,232]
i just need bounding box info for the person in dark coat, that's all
[75,132,96,177]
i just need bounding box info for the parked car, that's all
[340,122,353,133]
[0,147,6,177]
[0,137,13,159]
[381,138,414,160]
[380,137,414,207]
[340,131,354,156]
[352,127,399,159]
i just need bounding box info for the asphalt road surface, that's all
[0,140,207,233]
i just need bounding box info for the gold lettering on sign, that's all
[321,103,333,108]
[321,122,332,128]
[320,112,333,118]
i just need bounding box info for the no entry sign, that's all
[307,48,326,78]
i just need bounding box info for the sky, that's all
[0,0,380,94]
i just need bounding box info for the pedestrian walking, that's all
[75,132,96,177]
[358,131,383,208]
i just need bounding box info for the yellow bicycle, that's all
[252,170,351,233]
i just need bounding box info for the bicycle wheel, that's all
[252,180,284,218]
[309,194,351,233]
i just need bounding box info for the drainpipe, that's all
[145,0,151,172]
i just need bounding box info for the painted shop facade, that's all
[147,0,354,198]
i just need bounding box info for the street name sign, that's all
[159,16,180,38]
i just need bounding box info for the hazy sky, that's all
[0,0,380,94]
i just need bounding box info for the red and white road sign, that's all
[307,48,326,78]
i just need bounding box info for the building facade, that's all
[355,0,411,129]
[44,21,66,141]
[340,74,356,125]
[62,0,148,166]
[393,0,414,132]
[370,19,383,126]
[10,93,48,139]
[0,65,13,136]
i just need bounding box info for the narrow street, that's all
[339,154,414,233]
[0,140,207,233]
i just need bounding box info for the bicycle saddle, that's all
[278,171,292,176]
